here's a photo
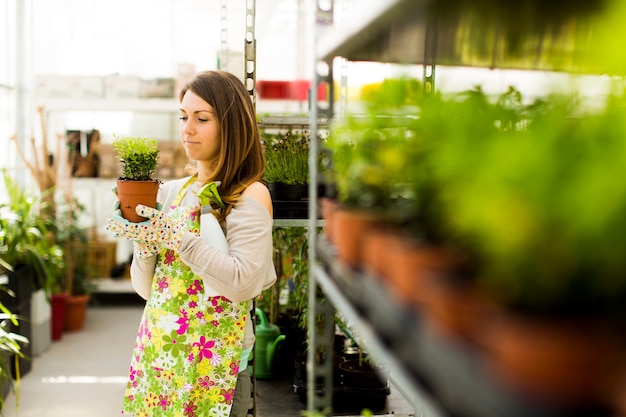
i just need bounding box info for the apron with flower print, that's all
[122,178,246,417]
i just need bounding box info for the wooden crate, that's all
[86,241,117,279]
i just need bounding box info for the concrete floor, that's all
[1,301,414,417]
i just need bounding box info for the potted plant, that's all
[433,89,626,408]
[336,340,390,412]
[256,227,311,377]
[0,170,63,296]
[0,170,64,374]
[262,130,312,218]
[53,196,97,334]
[384,87,511,338]
[324,77,422,268]
[0,297,28,409]
[112,135,160,223]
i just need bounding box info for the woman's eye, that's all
[198,118,208,122]
[179,116,188,121]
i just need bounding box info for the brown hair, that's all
[179,70,264,220]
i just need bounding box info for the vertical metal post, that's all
[15,0,29,185]
[423,14,438,96]
[218,0,228,70]
[308,1,334,415]
[246,2,257,415]
[245,0,256,105]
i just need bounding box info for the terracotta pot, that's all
[417,278,491,342]
[333,208,378,269]
[319,197,339,243]
[479,313,626,409]
[384,238,443,303]
[64,294,91,332]
[116,179,160,223]
[385,243,486,341]
[610,366,626,417]
[51,293,68,341]
[361,226,396,279]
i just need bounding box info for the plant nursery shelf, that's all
[259,115,328,129]
[317,0,610,74]
[314,237,614,417]
[273,219,324,228]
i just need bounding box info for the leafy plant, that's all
[259,227,310,328]
[327,117,416,213]
[432,88,626,318]
[53,196,95,295]
[0,298,28,410]
[112,135,159,181]
[262,131,311,185]
[0,170,64,294]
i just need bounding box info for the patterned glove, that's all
[133,240,161,261]
[106,202,162,260]
[197,181,225,210]
[134,204,187,251]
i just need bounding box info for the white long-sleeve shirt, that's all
[130,177,277,351]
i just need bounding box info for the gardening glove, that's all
[106,201,162,239]
[197,182,229,252]
[196,181,225,210]
[133,204,188,251]
[132,240,161,261]
[105,202,162,260]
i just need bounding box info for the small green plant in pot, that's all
[262,131,310,186]
[0,169,64,298]
[112,135,161,223]
[327,77,424,216]
[262,130,311,205]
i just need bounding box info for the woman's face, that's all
[179,90,220,164]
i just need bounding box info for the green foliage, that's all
[359,77,423,109]
[112,135,159,180]
[264,227,310,326]
[327,77,421,213]
[328,117,408,211]
[262,131,311,185]
[434,89,626,316]
[53,196,95,295]
[329,77,626,317]
[0,170,64,294]
[0,299,28,410]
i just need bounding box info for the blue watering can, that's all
[254,308,286,379]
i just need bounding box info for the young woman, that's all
[107,70,276,417]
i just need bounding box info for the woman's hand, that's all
[133,204,187,251]
[106,204,162,260]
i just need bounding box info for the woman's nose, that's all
[182,120,194,135]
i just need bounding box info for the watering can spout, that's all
[254,308,286,379]
[267,334,286,370]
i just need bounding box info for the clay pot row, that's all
[321,198,478,338]
[318,197,626,415]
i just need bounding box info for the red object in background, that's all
[51,293,68,340]
[257,80,291,99]
[290,80,310,100]
[256,79,328,100]
[290,79,328,101]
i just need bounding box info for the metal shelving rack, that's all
[306,2,439,413]
[305,1,611,416]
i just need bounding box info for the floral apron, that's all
[122,178,247,417]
